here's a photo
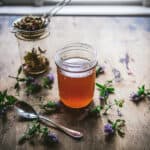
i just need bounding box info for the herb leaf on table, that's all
[0,90,17,116]
[104,119,125,137]
[130,85,150,102]
[96,65,105,77]
[89,105,103,117]
[9,66,54,95]
[40,101,61,113]
[96,80,115,102]
[18,120,58,145]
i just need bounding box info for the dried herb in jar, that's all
[23,47,49,75]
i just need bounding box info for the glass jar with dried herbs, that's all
[14,16,50,76]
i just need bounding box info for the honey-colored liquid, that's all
[57,58,96,108]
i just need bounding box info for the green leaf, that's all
[117,129,125,137]
[46,101,57,108]
[100,88,106,97]
[14,82,20,90]
[0,90,18,113]
[41,101,59,113]
[90,105,103,113]
[17,65,22,76]
[6,95,17,105]
[42,77,52,89]
[137,85,145,96]
[26,83,41,95]
[114,99,124,108]
[115,119,125,127]
[96,81,115,102]
[107,87,115,93]
[107,119,113,125]
[106,80,113,84]
[96,83,105,89]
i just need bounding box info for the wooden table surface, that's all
[0,16,150,150]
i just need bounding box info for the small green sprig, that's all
[104,119,125,137]
[103,103,112,115]
[42,74,54,89]
[18,120,58,144]
[40,101,60,113]
[9,66,54,95]
[0,90,17,116]
[114,99,124,108]
[12,66,23,92]
[96,80,115,102]
[103,99,124,115]
[89,105,103,117]
[25,83,42,95]
[130,85,150,102]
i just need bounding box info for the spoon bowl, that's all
[15,101,38,119]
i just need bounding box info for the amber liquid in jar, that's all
[57,58,96,108]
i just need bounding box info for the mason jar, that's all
[15,29,50,76]
[55,43,97,108]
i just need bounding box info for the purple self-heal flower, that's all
[104,124,114,134]
[47,133,58,143]
[47,73,54,83]
[130,92,142,102]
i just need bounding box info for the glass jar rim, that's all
[15,29,50,41]
[55,43,97,73]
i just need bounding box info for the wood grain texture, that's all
[0,16,150,150]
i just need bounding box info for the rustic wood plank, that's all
[0,16,150,150]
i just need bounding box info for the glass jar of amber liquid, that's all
[55,43,97,108]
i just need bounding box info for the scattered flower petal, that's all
[112,68,123,82]
[117,109,123,117]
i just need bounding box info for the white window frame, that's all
[1,0,143,6]
[0,0,150,16]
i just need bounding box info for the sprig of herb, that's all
[11,66,23,93]
[103,103,112,115]
[130,85,150,102]
[9,66,54,95]
[40,101,61,113]
[103,99,124,115]
[26,82,42,95]
[18,120,58,145]
[42,73,54,89]
[0,90,17,116]
[89,105,103,117]
[104,119,125,137]
[114,99,124,108]
[96,80,115,102]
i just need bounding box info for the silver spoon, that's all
[15,101,83,139]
